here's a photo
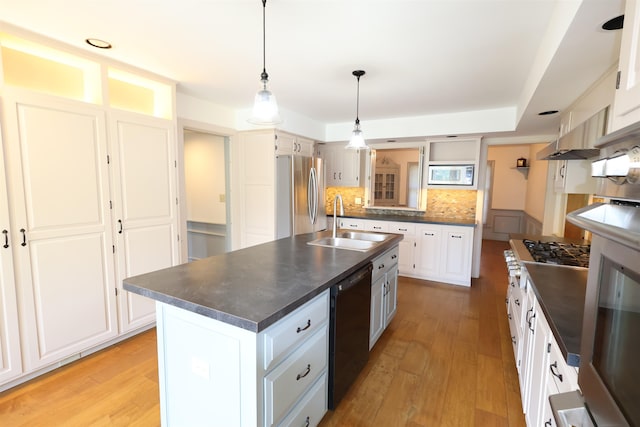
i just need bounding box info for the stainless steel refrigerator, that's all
[276,149,326,238]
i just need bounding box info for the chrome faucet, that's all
[332,194,344,239]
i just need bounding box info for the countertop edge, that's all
[338,213,477,227]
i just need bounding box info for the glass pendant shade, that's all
[345,122,367,149]
[248,82,281,125]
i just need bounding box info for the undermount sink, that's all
[307,231,393,252]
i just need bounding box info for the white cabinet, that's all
[275,131,313,157]
[324,144,365,187]
[415,224,474,286]
[552,159,597,194]
[2,95,120,371]
[155,290,330,427]
[525,304,553,427]
[426,138,481,190]
[388,222,417,277]
[441,226,473,285]
[611,0,640,131]
[109,112,180,333]
[0,93,179,381]
[416,225,441,278]
[507,274,580,426]
[370,246,399,349]
[0,127,22,384]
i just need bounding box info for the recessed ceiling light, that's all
[85,38,112,49]
[538,110,559,116]
[602,15,624,31]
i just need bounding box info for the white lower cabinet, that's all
[370,246,399,349]
[156,290,330,427]
[356,219,475,286]
[507,274,580,427]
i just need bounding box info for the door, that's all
[3,95,118,371]
[0,119,22,383]
[110,112,179,333]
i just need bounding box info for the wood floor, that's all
[0,240,524,426]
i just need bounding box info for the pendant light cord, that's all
[355,74,361,125]
[261,0,268,81]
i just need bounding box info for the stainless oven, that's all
[563,120,640,427]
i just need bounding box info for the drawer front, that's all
[548,336,579,393]
[262,291,329,371]
[277,373,327,427]
[388,222,416,235]
[339,219,365,230]
[363,220,389,232]
[372,246,399,282]
[264,327,328,426]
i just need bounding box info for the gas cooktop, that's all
[521,239,590,268]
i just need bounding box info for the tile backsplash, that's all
[325,187,477,220]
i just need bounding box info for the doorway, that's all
[182,128,230,261]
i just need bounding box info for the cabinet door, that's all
[525,305,552,427]
[398,237,416,276]
[3,95,118,371]
[0,125,22,384]
[416,226,442,278]
[441,226,473,286]
[340,148,362,187]
[384,265,398,326]
[519,285,536,409]
[275,131,293,156]
[612,0,640,131]
[110,112,179,333]
[369,275,385,350]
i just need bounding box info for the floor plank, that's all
[0,239,526,426]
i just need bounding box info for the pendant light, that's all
[248,0,282,125]
[345,70,368,149]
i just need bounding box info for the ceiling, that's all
[0,0,625,141]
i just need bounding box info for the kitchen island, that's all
[124,231,402,427]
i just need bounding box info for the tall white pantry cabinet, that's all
[0,34,179,388]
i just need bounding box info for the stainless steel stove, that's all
[508,238,590,270]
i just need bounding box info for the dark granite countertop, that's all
[123,231,403,333]
[339,212,477,227]
[523,263,587,367]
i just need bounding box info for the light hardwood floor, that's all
[0,240,524,426]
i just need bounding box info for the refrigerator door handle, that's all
[312,167,318,224]
[308,167,315,224]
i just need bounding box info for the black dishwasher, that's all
[328,263,372,409]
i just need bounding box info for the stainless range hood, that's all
[537,107,608,160]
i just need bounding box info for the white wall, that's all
[184,131,226,224]
[524,143,549,222]
[487,145,530,210]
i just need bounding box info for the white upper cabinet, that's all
[2,94,119,371]
[110,112,179,333]
[324,144,365,187]
[611,0,640,131]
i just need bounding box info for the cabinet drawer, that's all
[548,335,579,393]
[388,222,416,235]
[372,246,399,282]
[264,327,328,426]
[363,220,389,232]
[277,373,327,427]
[262,291,329,371]
[339,219,365,230]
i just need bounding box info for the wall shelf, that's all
[513,166,530,179]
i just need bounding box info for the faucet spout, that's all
[332,194,344,239]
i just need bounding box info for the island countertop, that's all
[123,231,403,333]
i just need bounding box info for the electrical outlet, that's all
[219,194,226,203]
[355,197,362,205]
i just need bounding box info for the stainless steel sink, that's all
[307,231,393,252]
[336,231,389,242]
